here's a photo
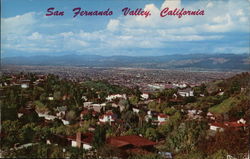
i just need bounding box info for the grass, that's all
[208,95,246,114]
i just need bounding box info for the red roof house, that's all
[107,135,157,154]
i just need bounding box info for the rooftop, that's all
[108,135,156,148]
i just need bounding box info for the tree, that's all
[119,99,131,111]
[207,149,227,159]
[53,91,61,100]
[145,128,159,141]
[65,110,77,123]
[163,107,176,115]
[129,95,139,106]
[148,101,160,112]
[97,144,127,158]
[121,111,139,127]
[1,120,22,148]
[157,122,173,137]
[92,126,106,148]
[199,128,248,155]
[1,106,18,121]
[20,111,39,123]
[165,120,206,153]
[34,126,51,142]
[174,150,205,159]
[19,123,36,144]
[229,80,240,94]
[50,145,62,158]
[138,110,146,128]
[128,154,164,159]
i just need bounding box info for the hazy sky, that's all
[1,0,250,57]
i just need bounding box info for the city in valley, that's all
[0,65,249,159]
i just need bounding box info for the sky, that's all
[1,0,250,57]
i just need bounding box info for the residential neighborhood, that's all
[1,71,249,158]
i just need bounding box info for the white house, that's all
[47,97,54,101]
[237,118,246,124]
[61,119,70,125]
[99,112,117,123]
[178,88,194,97]
[83,102,93,107]
[38,113,57,120]
[106,94,126,101]
[209,123,225,132]
[56,106,67,118]
[207,112,216,120]
[173,83,187,89]
[141,93,149,100]
[157,113,169,125]
[21,83,29,89]
[209,122,247,131]
[132,107,140,114]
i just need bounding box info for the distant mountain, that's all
[2,54,250,71]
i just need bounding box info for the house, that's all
[21,83,29,89]
[107,135,157,154]
[209,122,225,132]
[80,109,98,120]
[145,110,158,119]
[37,112,69,125]
[67,132,93,150]
[148,84,165,91]
[157,113,169,125]
[106,94,127,101]
[207,112,216,120]
[38,113,56,121]
[165,84,175,89]
[62,95,70,100]
[237,118,246,124]
[141,93,149,100]
[133,107,140,114]
[81,96,88,101]
[47,96,54,101]
[92,104,103,113]
[224,122,247,130]
[209,122,247,132]
[61,119,70,125]
[56,106,67,118]
[187,110,202,120]
[20,79,30,89]
[178,88,194,97]
[173,83,187,89]
[83,102,93,108]
[158,152,173,159]
[99,111,117,123]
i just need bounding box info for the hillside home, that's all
[157,113,169,125]
[67,132,93,150]
[99,111,117,123]
[178,88,194,97]
[107,135,157,154]
[106,94,127,101]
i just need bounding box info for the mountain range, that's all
[2,54,250,71]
